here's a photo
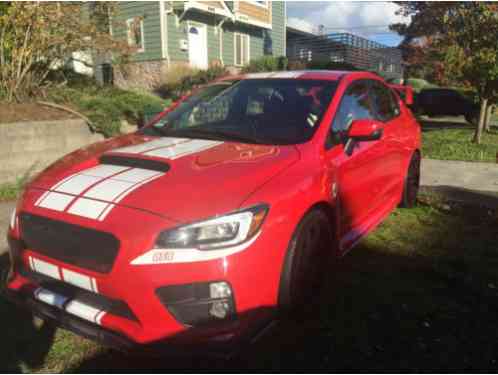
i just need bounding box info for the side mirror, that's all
[345,119,383,156]
[348,119,383,141]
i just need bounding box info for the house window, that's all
[126,17,145,52]
[247,0,268,8]
[234,33,250,66]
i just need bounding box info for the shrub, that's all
[47,85,170,137]
[287,60,308,70]
[405,78,436,92]
[161,64,199,86]
[155,64,228,100]
[242,56,288,73]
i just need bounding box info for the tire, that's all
[465,112,479,126]
[399,152,421,208]
[278,208,333,314]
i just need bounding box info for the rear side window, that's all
[369,81,400,122]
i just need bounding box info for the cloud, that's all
[287,17,315,33]
[287,2,410,45]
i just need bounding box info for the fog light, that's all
[210,281,231,299]
[156,281,236,327]
[209,300,231,319]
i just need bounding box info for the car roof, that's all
[220,70,381,82]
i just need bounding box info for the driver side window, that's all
[327,80,375,148]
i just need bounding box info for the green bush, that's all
[406,78,437,92]
[47,85,170,137]
[242,56,288,73]
[156,65,228,100]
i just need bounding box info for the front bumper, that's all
[2,284,277,357]
[5,193,294,349]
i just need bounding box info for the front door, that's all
[324,79,390,253]
[188,25,208,70]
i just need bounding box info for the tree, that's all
[391,2,498,144]
[0,2,133,102]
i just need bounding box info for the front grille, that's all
[19,212,120,274]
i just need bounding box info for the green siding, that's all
[167,12,221,64]
[114,1,162,62]
[167,12,188,62]
[223,1,286,65]
[222,22,265,65]
[111,1,286,68]
[222,26,234,66]
[270,1,286,57]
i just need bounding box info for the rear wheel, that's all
[278,208,333,314]
[465,111,479,126]
[399,152,421,208]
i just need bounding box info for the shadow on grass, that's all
[0,253,56,372]
[2,199,498,371]
[420,186,498,210]
[68,202,498,371]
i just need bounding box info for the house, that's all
[109,1,286,88]
[286,26,403,79]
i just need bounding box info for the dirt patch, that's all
[0,103,76,123]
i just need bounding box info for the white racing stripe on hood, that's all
[67,198,109,220]
[35,165,130,212]
[67,168,164,221]
[143,139,223,159]
[37,192,74,212]
[112,137,189,154]
[35,138,223,221]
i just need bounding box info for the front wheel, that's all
[278,209,333,314]
[399,152,421,208]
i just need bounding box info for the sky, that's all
[286,1,410,47]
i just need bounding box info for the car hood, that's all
[28,134,299,223]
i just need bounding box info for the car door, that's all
[369,80,407,207]
[324,79,390,252]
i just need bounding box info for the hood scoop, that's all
[99,154,170,172]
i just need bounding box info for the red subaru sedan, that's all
[4,71,421,350]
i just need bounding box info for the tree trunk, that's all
[485,104,493,132]
[473,98,488,144]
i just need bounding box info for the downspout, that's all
[161,2,173,66]
[218,18,227,66]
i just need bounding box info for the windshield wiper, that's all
[157,128,270,145]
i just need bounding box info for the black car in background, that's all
[414,88,480,125]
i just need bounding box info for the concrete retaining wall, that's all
[0,119,104,184]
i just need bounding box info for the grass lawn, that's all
[422,126,498,162]
[0,176,28,202]
[1,196,498,371]
[0,183,20,202]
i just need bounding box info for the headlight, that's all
[155,204,268,250]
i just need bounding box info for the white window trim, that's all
[246,0,268,8]
[126,17,145,53]
[234,32,250,67]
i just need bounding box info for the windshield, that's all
[141,79,337,145]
